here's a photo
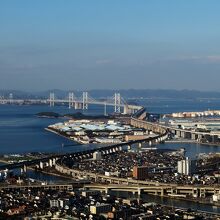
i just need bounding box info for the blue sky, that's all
[0,1,220,91]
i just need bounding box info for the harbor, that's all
[0,102,220,215]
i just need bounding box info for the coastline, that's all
[45,127,78,143]
[166,139,220,147]
[165,139,198,144]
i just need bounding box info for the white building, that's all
[93,151,102,160]
[177,157,196,175]
[95,137,121,144]
[50,199,69,208]
[50,200,59,208]
[213,193,220,202]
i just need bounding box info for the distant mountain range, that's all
[1,89,220,99]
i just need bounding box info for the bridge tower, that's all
[68,92,75,109]
[83,92,88,110]
[0,96,5,104]
[49,92,55,107]
[9,93,13,104]
[114,93,121,113]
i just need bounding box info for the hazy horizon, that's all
[3,88,220,93]
[1,1,220,91]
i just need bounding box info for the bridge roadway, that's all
[83,183,220,198]
[0,98,142,112]
[0,183,74,191]
[55,162,220,197]
[53,160,220,198]
[2,97,219,141]
[130,117,220,143]
[55,163,171,187]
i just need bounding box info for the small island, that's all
[63,112,111,120]
[36,111,113,120]
[36,112,61,118]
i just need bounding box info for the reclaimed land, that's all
[44,127,79,143]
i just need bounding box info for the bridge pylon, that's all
[0,96,6,104]
[49,92,55,107]
[83,92,88,110]
[9,93,13,104]
[68,92,77,109]
[114,93,121,113]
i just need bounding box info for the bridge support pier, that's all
[191,133,198,140]
[161,188,164,196]
[49,159,53,167]
[105,188,110,195]
[170,187,177,195]
[185,132,191,139]
[181,131,186,138]
[74,102,82,109]
[39,162,44,170]
[198,134,203,141]
[171,130,176,135]
[211,135,218,143]
[21,165,27,174]
[200,189,206,198]
[137,188,142,196]
[123,105,129,114]
[176,130,181,138]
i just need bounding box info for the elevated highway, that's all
[131,117,220,144]
[0,128,168,172]
[83,184,220,198]
[0,183,74,191]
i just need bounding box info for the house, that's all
[6,205,26,216]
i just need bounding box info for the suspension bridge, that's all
[0,92,142,114]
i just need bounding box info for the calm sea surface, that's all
[0,104,104,154]
[0,98,220,155]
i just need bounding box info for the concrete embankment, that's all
[45,127,79,143]
[165,139,198,144]
[166,139,220,147]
